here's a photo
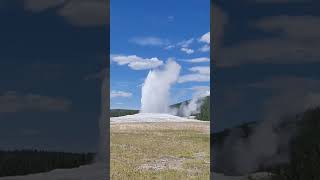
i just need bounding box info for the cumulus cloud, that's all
[0,91,71,113]
[180,47,195,54]
[199,32,210,44]
[110,91,132,98]
[199,44,210,52]
[189,66,210,75]
[130,37,169,46]
[111,55,163,70]
[197,32,210,52]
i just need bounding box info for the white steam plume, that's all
[140,59,181,113]
[173,87,210,117]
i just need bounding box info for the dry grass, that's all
[111,122,210,180]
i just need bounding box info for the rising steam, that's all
[140,59,209,117]
[140,59,181,113]
[173,87,210,117]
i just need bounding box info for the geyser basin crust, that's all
[110,113,204,124]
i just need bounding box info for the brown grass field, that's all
[110,122,210,180]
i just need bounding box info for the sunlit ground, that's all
[110,122,210,180]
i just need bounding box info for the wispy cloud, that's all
[178,74,210,83]
[178,38,194,48]
[164,44,175,50]
[111,54,163,70]
[180,47,195,54]
[129,36,169,46]
[178,66,210,83]
[190,86,210,96]
[198,44,210,52]
[189,66,210,75]
[183,57,210,63]
[111,91,132,98]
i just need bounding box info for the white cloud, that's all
[178,66,210,83]
[190,85,210,92]
[111,91,132,98]
[177,38,194,48]
[0,91,71,113]
[164,44,175,50]
[198,32,210,44]
[184,57,210,63]
[190,86,210,96]
[130,37,168,46]
[189,66,210,75]
[111,55,163,70]
[181,47,195,54]
[199,44,210,52]
[178,74,210,83]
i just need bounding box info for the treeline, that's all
[271,107,320,180]
[110,109,139,117]
[196,96,210,121]
[0,150,95,177]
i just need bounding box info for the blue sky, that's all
[1,0,320,151]
[0,0,107,152]
[212,0,320,132]
[110,0,210,110]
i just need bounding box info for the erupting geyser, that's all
[140,59,181,113]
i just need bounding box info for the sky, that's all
[0,0,107,152]
[110,0,210,110]
[212,0,320,131]
[1,0,320,152]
